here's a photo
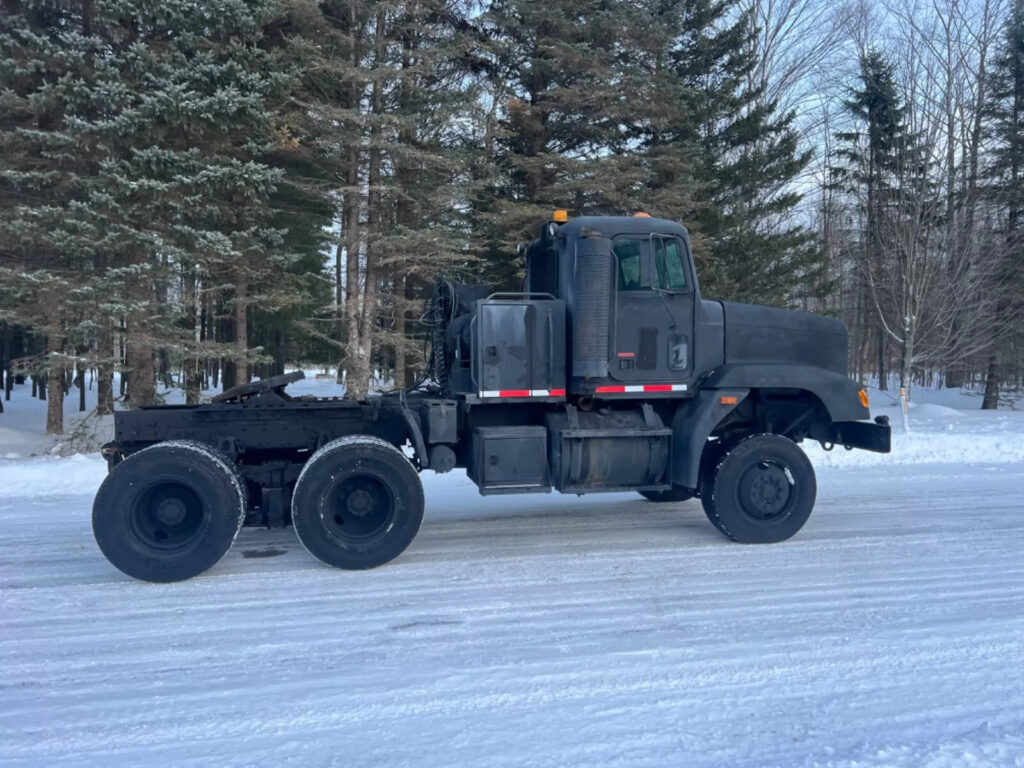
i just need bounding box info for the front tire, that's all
[291,436,424,570]
[92,441,247,582]
[700,433,816,543]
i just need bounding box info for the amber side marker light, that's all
[552,209,569,222]
[720,395,738,405]
[858,388,870,408]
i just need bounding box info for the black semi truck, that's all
[93,213,891,582]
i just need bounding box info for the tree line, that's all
[1,0,1022,434]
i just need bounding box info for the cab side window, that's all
[613,238,643,290]
[654,237,688,291]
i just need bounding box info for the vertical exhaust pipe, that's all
[572,234,614,379]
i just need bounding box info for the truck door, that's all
[610,234,696,385]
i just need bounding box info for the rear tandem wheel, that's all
[290,435,425,570]
[92,440,247,582]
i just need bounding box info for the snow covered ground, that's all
[2,378,1024,766]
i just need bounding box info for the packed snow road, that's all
[2,460,1024,767]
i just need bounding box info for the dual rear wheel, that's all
[92,441,247,582]
[290,436,424,571]
[92,436,424,582]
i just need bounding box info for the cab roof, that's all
[556,215,689,240]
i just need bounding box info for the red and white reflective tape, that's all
[594,383,688,394]
[479,388,566,399]
[478,384,686,398]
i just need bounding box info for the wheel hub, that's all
[155,497,188,526]
[741,462,792,519]
[130,482,205,550]
[346,488,375,517]
[326,476,394,540]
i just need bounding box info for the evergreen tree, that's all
[477,0,650,287]
[831,51,910,387]
[1,0,304,426]
[276,0,478,397]
[637,0,821,306]
[982,0,1024,408]
[833,50,947,393]
[0,1,108,432]
[476,0,820,305]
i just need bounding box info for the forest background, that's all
[2,0,1023,434]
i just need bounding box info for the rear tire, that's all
[638,487,694,503]
[92,441,247,582]
[700,433,816,543]
[291,436,424,570]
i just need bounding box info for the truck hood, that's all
[720,301,848,376]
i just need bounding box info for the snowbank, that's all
[0,454,107,499]
[804,399,1024,468]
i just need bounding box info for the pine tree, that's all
[0,1,106,433]
[633,0,821,307]
[476,0,821,305]
[276,0,478,398]
[831,51,911,388]
[834,50,950,394]
[2,0,303,426]
[982,0,1024,408]
[476,0,651,287]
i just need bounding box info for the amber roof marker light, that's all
[552,209,569,223]
[632,212,651,218]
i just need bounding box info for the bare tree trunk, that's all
[76,361,86,412]
[96,322,114,415]
[234,267,249,386]
[981,353,1000,409]
[338,2,364,389]
[2,324,11,402]
[273,329,285,376]
[125,341,156,406]
[335,239,345,362]
[45,339,64,435]
[219,288,236,392]
[394,276,407,389]
[342,186,361,392]
[345,9,388,402]
[183,268,201,405]
[46,378,63,434]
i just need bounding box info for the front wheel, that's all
[291,436,424,570]
[700,433,816,543]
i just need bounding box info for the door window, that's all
[654,237,688,291]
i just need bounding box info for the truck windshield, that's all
[613,238,643,290]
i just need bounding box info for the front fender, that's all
[670,388,749,489]
[702,364,869,423]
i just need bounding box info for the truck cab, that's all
[527,214,706,392]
